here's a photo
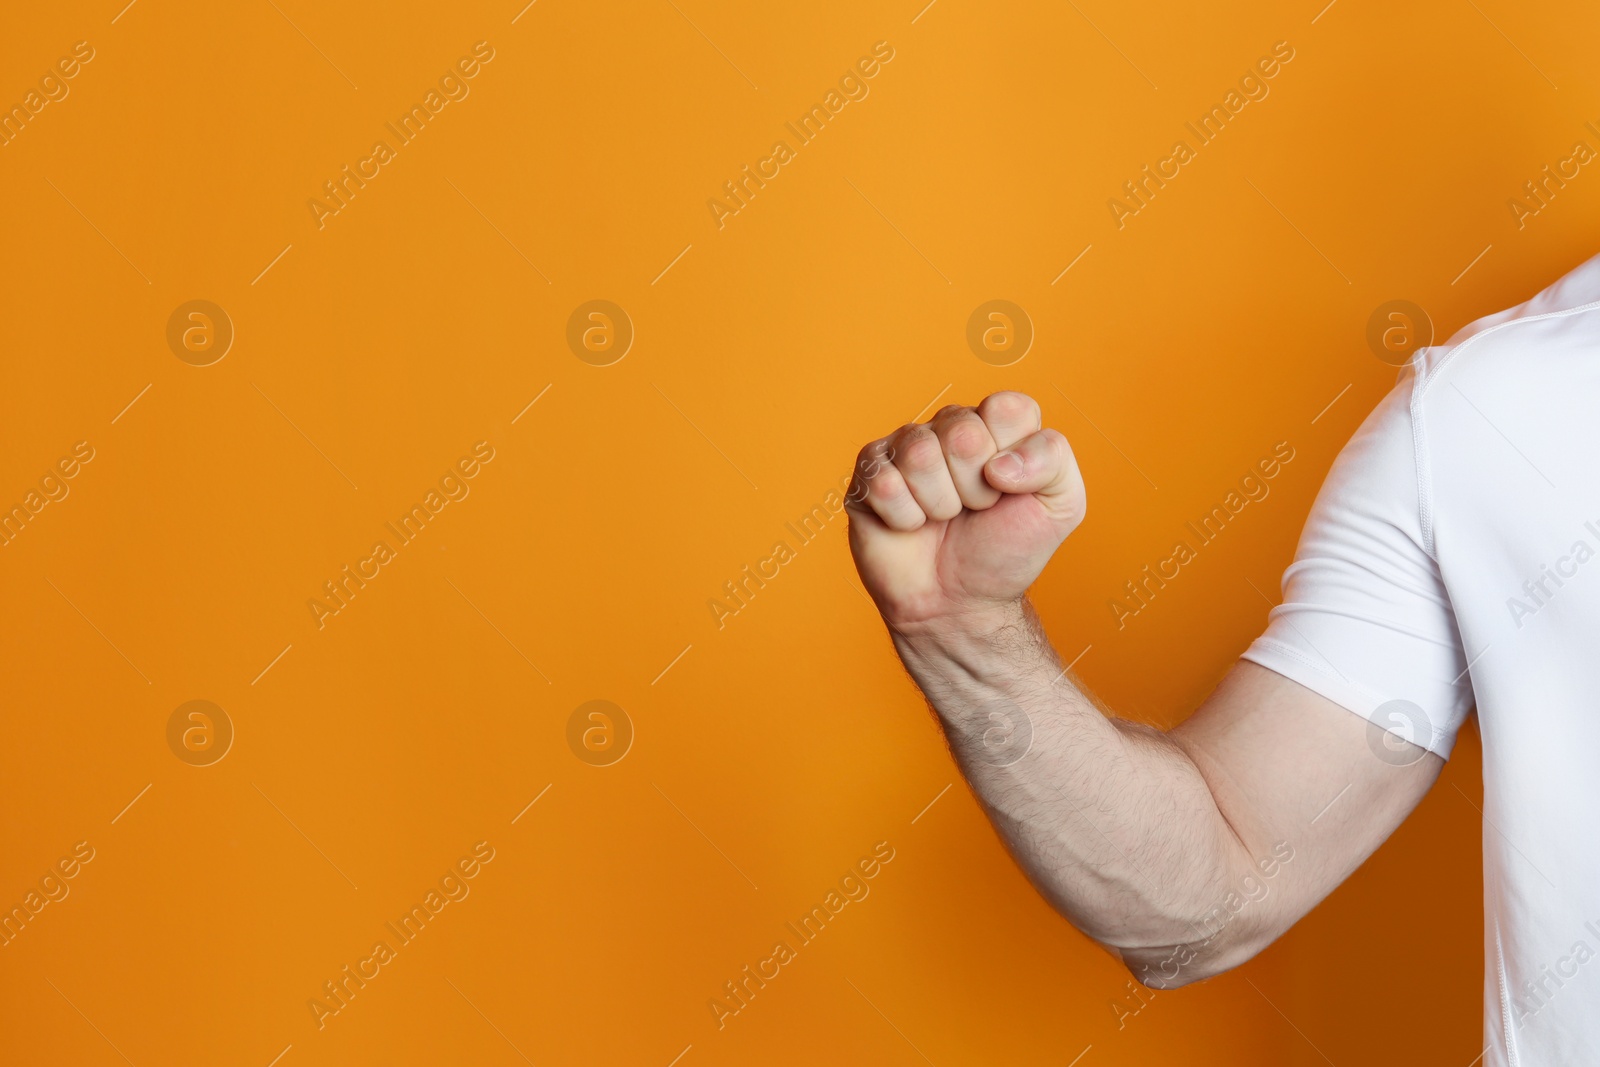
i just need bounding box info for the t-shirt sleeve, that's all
[1240,364,1475,758]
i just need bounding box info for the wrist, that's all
[886,597,1029,647]
[889,597,1074,769]
[888,598,1049,693]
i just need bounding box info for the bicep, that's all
[1159,369,1473,956]
[1169,660,1443,954]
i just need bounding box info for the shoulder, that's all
[1413,250,1600,400]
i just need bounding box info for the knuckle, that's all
[854,438,891,473]
[981,390,1039,424]
[894,428,944,472]
[864,462,896,490]
[865,470,905,504]
[902,439,944,474]
[945,417,992,462]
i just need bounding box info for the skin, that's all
[846,391,1443,986]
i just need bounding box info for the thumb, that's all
[982,429,1087,526]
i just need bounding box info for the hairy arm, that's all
[849,392,1440,986]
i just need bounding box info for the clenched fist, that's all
[846,392,1086,633]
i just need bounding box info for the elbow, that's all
[1117,949,1212,991]
[1123,954,1227,990]
[1114,926,1274,990]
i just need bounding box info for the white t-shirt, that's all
[1242,252,1600,1066]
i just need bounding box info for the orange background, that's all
[1,0,1593,1063]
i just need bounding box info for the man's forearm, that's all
[848,392,1438,989]
[890,599,1269,983]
